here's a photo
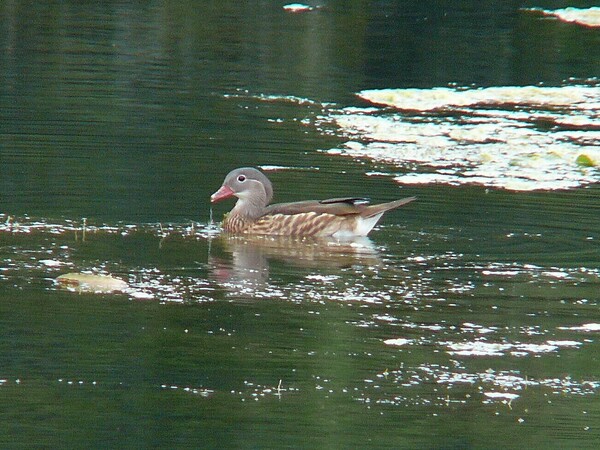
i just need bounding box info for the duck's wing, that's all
[264,197,416,218]
[264,198,371,217]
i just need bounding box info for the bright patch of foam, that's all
[559,323,600,332]
[324,84,599,191]
[524,7,600,28]
[384,338,413,346]
[483,392,519,400]
[283,3,314,13]
[358,85,600,111]
[445,339,582,357]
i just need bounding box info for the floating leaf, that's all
[575,154,596,167]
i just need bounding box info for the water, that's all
[1,1,600,448]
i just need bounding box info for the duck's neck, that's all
[231,196,267,220]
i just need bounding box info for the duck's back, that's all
[264,198,371,216]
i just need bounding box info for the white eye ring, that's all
[237,175,246,182]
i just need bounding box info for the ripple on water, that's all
[2,214,600,418]
[355,361,600,409]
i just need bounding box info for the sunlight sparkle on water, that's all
[320,84,600,191]
[444,340,582,357]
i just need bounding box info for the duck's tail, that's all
[361,196,416,218]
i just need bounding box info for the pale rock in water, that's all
[56,273,128,293]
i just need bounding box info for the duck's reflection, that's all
[209,234,381,293]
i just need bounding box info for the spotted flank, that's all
[254,213,346,237]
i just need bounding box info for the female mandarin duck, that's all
[210,167,415,237]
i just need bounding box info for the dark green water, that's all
[1,1,599,448]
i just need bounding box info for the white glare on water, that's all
[320,84,600,191]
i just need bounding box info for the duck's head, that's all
[211,167,274,208]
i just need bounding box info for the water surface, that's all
[1,1,599,448]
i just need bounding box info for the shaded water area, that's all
[1,1,599,448]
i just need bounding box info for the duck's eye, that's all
[237,175,246,183]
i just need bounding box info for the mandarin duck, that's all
[210,167,415,237]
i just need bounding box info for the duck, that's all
[210,167,415,237]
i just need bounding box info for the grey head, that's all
[211,167,274,210]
